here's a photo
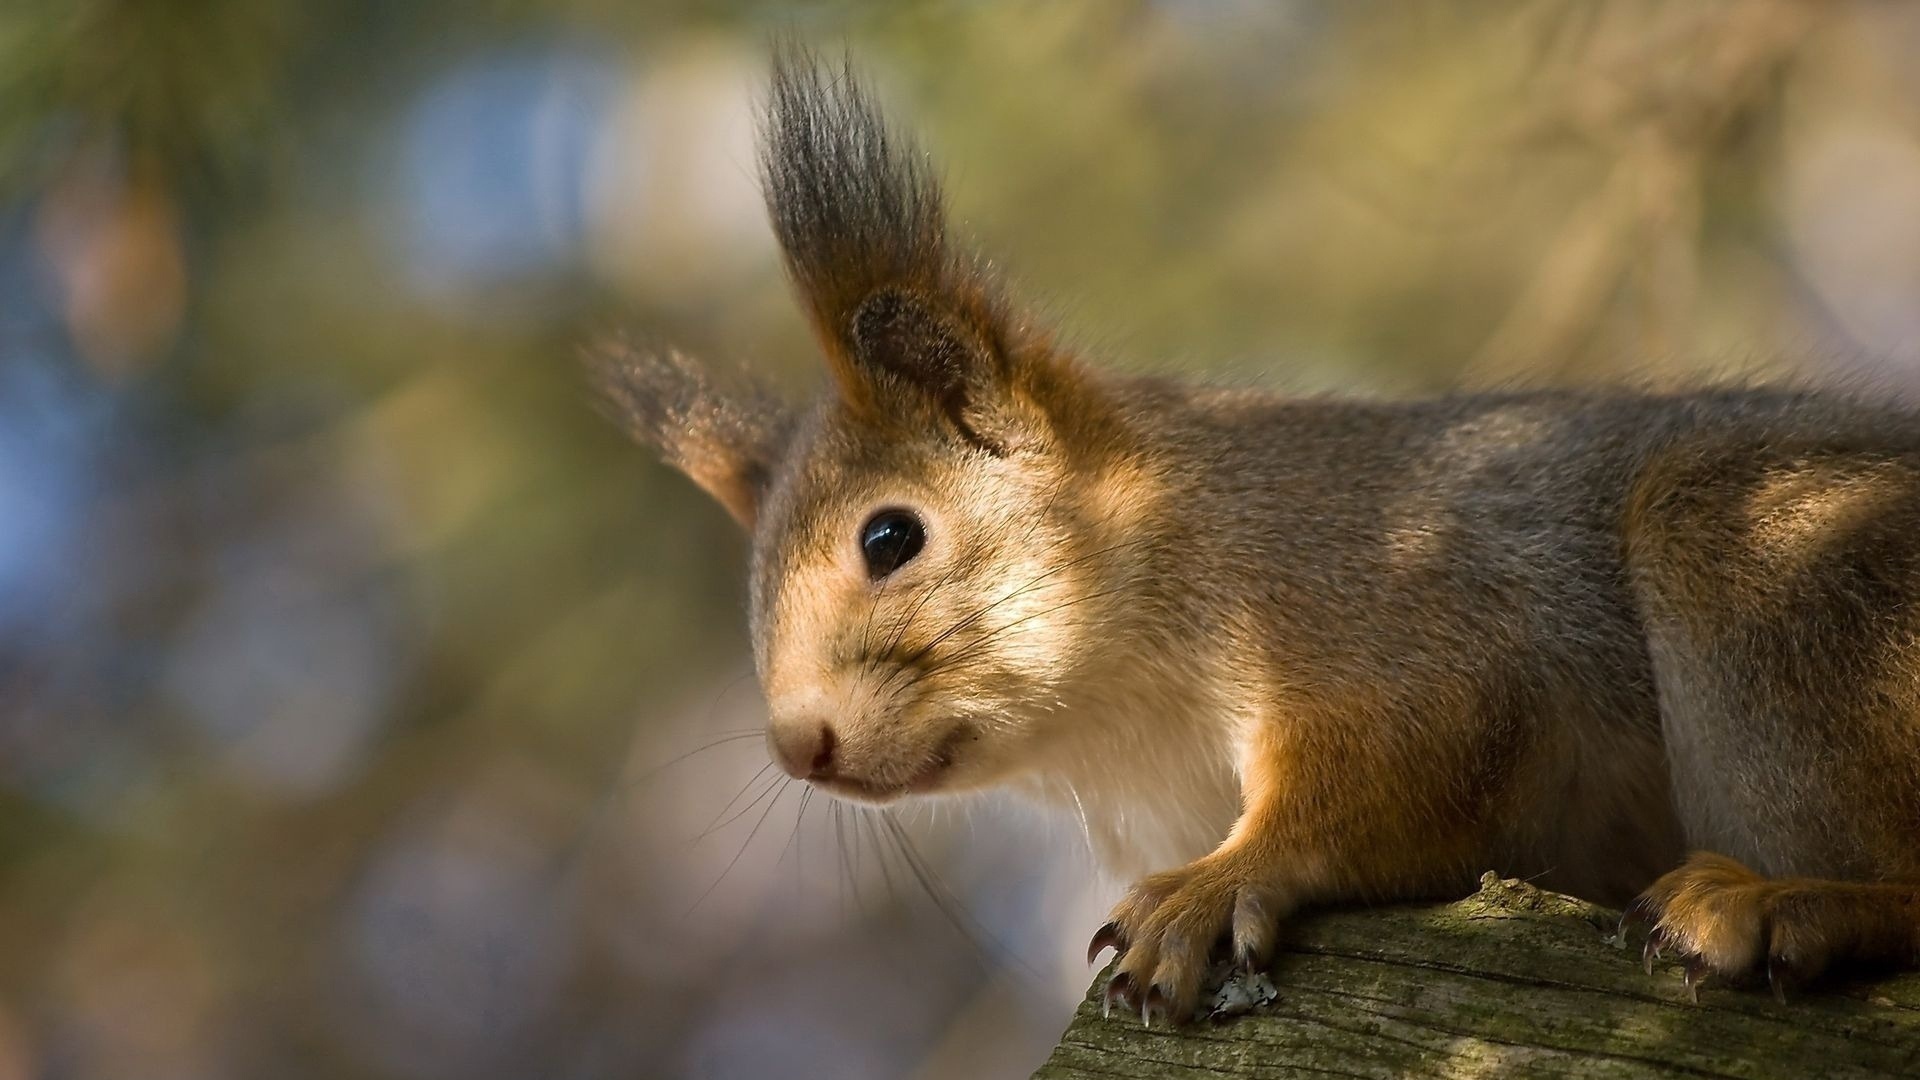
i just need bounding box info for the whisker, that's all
[865,549,1137,706]
[779,786,814,875]
[870,475,1112,672]
[628,731,765,788]
[831,804,846,918]
[859,809,901,912]
[684,778,792,917]
[701,670,760,726]
[874,476,1065,660]
[881,556,966,660]
[880,811,1042,981]
[904,537,1150,665]
[946,583,1129,662]
[695,766,783,840]
[859,547,898,659]
[833,803,861,921]
[897,586,1133,694]
[695,760,776,833]
[850,797,865,896]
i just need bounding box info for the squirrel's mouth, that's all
[815,724,970,803]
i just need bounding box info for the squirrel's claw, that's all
[1102,970,1139,1019]
[1087,921,1125,967]
[1641,928,1667,975]
[1617,895,1655,943]
[1682,955,1710,1003]
[1142,983,1171,1028]
[1766,954,1797,1005]
[1232,940,1268,977]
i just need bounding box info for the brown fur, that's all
[598,52,1920,1024]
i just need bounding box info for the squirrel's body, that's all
[1013,382,1920,904]
[606,52,1920,1023]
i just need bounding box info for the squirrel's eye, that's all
[860,510,925,579]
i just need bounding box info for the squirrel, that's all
[597,50,1920,1025]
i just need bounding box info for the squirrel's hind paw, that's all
[1623,852,1918,1003]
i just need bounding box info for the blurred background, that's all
[2,1,1918,1077]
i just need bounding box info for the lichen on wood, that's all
[1034,872,1920,1079]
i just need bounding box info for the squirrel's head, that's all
[598,51,1161,804]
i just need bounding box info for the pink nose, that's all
[768,722,837,780]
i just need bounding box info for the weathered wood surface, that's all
[1035,872,1920,1079]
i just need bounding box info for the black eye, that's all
[860,510,925,579]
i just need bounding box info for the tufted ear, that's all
[760,48,1038,452]
[589,338,791,529]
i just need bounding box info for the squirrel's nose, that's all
[768,722,837,780]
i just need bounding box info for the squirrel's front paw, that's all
[1087,855,1288,1025]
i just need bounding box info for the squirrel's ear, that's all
[590,340,790,529]
[760,48,1034,452]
